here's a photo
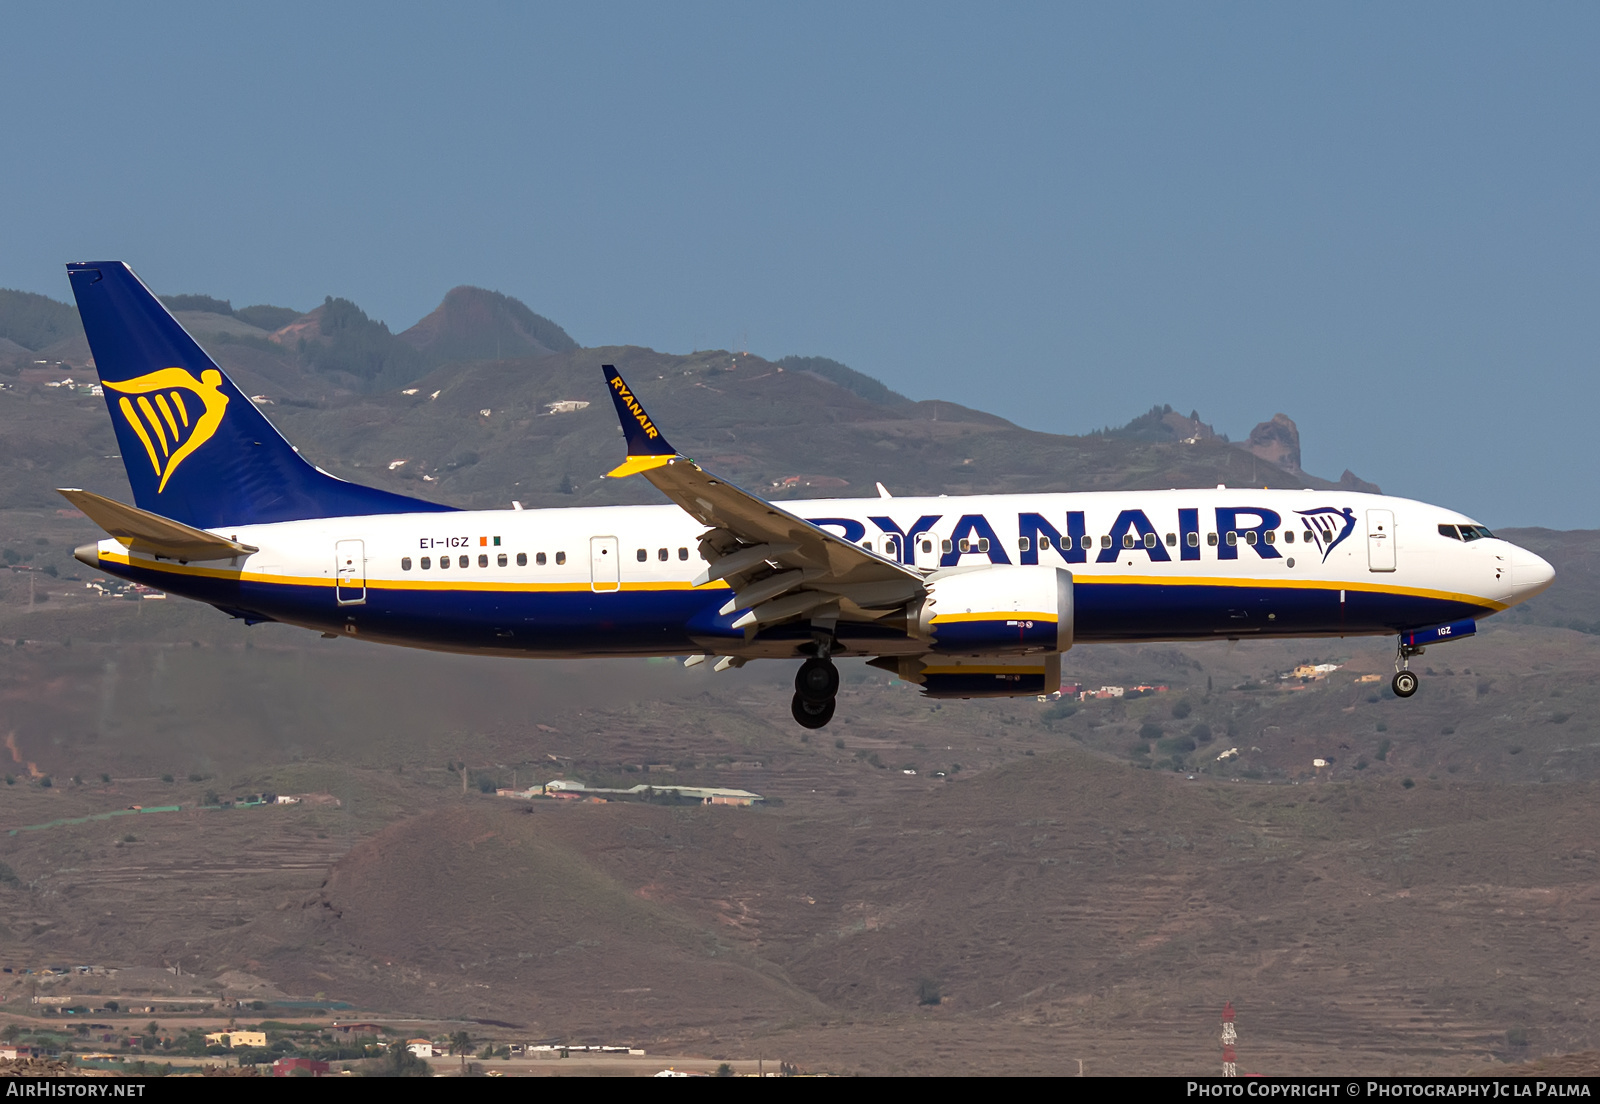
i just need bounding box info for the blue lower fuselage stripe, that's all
[98,559,1492,654]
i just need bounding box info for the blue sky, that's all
[4,4,1597,526]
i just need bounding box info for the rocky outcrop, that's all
[1244,413,1301,473]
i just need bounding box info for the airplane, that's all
[59,261,1555,729]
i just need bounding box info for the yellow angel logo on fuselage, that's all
[104,367,230,493]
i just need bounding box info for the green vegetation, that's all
[0,288,82,351]
[159,294,234,315]
[366,1042,431,1077]
[1041,699,1077,726]
[915,976,942,1006]
[236,305,303,332]
[0,862,19,886]
[424,286,577,360]
[778,355,909,406]
[300,297,424,388]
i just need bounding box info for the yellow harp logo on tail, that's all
[104,368,230,493]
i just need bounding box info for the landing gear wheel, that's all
[791,692,836,729]
[1392,670,1419,698]
[795,657,840,704]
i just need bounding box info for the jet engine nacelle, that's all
[915,565,1073,655]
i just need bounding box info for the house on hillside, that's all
[204,1030,266,1048]
[272,1057,330,1077]
[406,1039,434,1058]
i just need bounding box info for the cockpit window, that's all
[1438,524,1461,540]
[1461,524,1494,541]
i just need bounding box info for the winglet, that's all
[603,365,679,477]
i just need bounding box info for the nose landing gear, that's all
[791,655,840,730]
[1392,638,1423,698]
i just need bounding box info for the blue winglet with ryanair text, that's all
[603,365,680,477]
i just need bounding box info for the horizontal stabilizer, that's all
[58,488,257,561]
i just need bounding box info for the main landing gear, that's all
[791,655,840,730]
[1392,637,1423,698]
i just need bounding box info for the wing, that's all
[601,365,924,636]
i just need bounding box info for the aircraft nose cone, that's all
[1511,546,1555,600]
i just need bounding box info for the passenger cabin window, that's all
[1122,534,1135,549]
[421,556,431,569]
[1225,532,1238,547]
[478,554,489,567]
[535,552,546,566]
[402,557,412,571]
[678,547,689,560]
[1165,533,1177,547]
[517,553,527,566]
[459,555,469,568]
[1207,533,1218,547]
[636,548,648,562]
[958,539,970,553]
[1245,531,1258,545]
[658,548,668,561]
[1284,531,1294,544]
[1263,530,1275,544]
[1100,535,1112,549]
[1143,533,1157,549]
[941,539,953,554]
[923,540,934,554]
[497,553,507,567]
[1080,535,1093,550]
[555,551,566,565]
[978,537,990,552]
[1187,533,1199,548]
[440,556,450,569]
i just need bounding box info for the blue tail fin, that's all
[67,262,454,528]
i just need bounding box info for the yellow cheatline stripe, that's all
[1075,572,1508,611]
[119,396,161,474]
[97,548,726,593]
[605,454,675,478]
[931,611,1057,624]
[95,549,1501,609]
